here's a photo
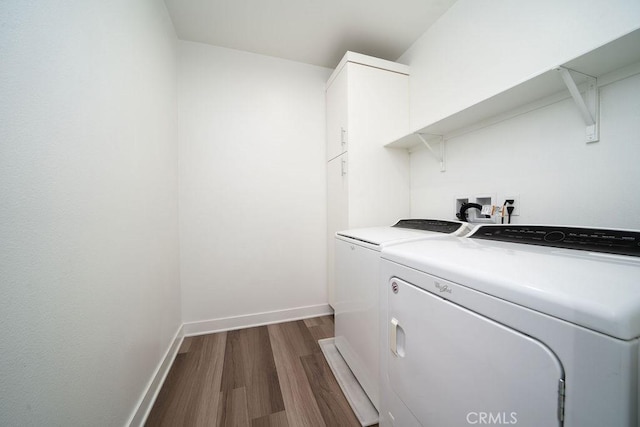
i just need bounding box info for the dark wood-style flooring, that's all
[146,315,373,426]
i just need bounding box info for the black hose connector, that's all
[456,202,485,222]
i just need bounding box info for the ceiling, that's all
[163,0,458,69]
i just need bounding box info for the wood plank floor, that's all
[146,315,374,427]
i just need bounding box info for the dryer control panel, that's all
[470,225,640,257]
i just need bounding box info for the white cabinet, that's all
[326,52,411,307]
[326,65,348,161]
[327,152,348,307]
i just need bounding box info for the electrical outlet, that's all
[502,195,520,216]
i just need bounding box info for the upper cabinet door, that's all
[348,63,409,148]
[326,65,349,162]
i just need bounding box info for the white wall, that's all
[178,41,331,325]
[410,74,640,228]
[0,1,181,426]
[400,0,640,228]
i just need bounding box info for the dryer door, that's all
[388,277,564,427]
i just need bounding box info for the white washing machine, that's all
[334,219,468,412]
[379,224,640,427]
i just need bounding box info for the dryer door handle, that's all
[390,318,399,356]
[390,317,406,358]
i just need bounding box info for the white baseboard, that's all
[183,303,333,337]
[127,324,184,427]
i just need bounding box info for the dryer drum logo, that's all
[435,282,452,293]
[391,282,399,294]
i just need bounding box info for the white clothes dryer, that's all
[379,224,640,427]
[334,219,468,411]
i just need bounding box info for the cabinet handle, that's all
[341,158,347,176]
[340,127,347,147]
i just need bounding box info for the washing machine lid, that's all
[381,225,640,340]
[336,219,467,247]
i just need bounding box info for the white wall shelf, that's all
[386,28,640,151]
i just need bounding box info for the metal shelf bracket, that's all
[556,66,599,143]
[417,133,446,172]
